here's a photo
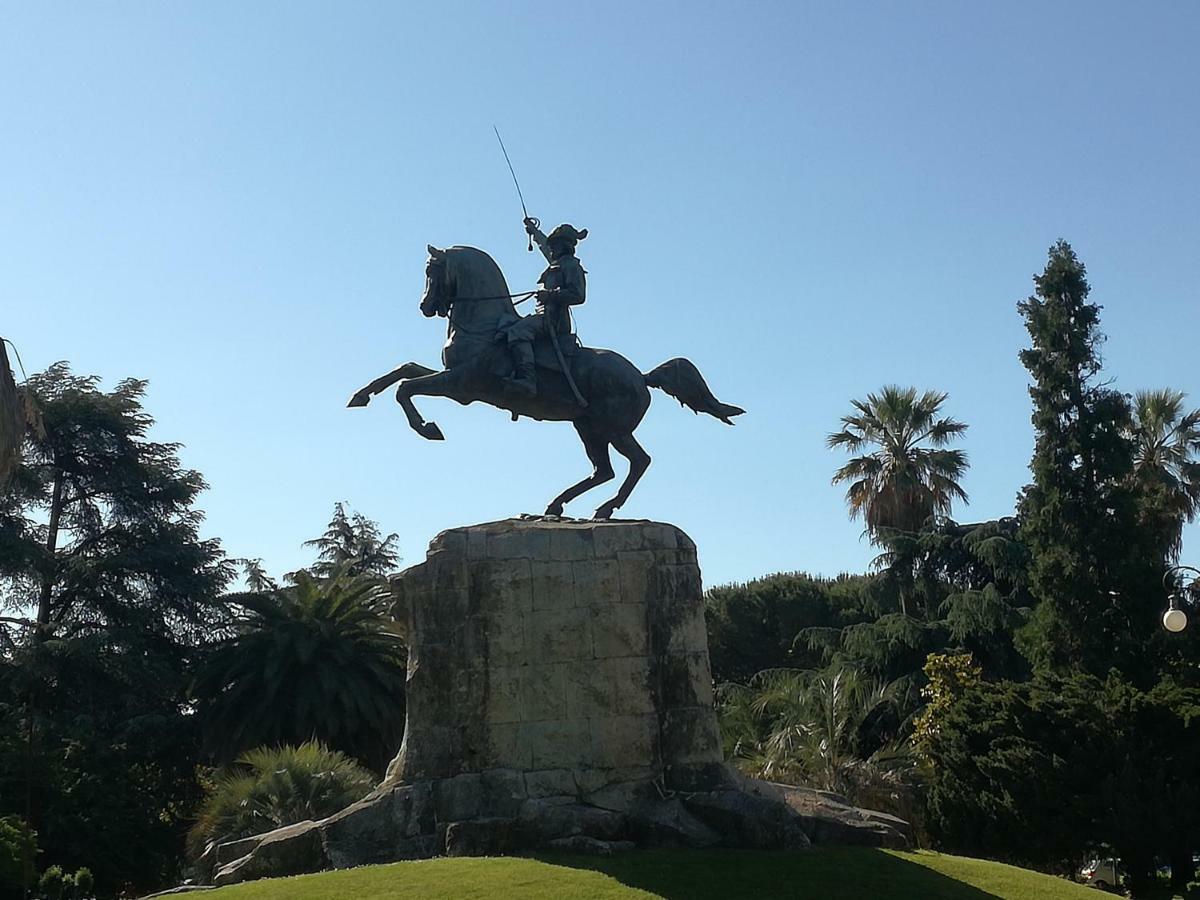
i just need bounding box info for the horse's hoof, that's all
[419,422,445,441]
[347,391,371,408]
[545,503,564,517]
[593,503,616,520]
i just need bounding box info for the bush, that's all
[72,867,94,899]
[0,816,36,896]
[36,864,64,900]
[188,741,375,858]
[923,672,1200,894]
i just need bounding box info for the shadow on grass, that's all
[1141,888,1200,900]
[535,847,1002,900]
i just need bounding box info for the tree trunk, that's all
[36,467,63,627]
[1170,846,1194,893]
[1122,851,1153,898]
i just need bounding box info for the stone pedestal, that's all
[389,518,721,787]
[207,519,908,886]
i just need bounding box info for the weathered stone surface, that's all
[391,518,722,784]
[664,762,740,794]
[214,835,262,866]
[583,778,660,814]
[481,767,528,818]
[568,765,657,797]
[194,520,910,889]
[396,782,436,838]
[682,790,811,850]
[518,800,627,844]
[321,791,399,868]
[746,780,913,849]
[433,773,482,822]
[524,768,577,799]
[212,821,326,886]
[627,797,722,848]
[546,835,636,855]
[444,818,519,857]
[661,707,723,767]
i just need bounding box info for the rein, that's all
[443,290,537,337]
[455,290,538,304]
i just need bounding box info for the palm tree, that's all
[194,569,407,773]
[0,338,43,486]
[828,386,969,541]
[1128,389,1200,557]
[188,741,374,859]
[718,666,916,809]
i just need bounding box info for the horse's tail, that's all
[644,358,745,425]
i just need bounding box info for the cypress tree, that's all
[1015,241,1166,679]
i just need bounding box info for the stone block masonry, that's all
[206,519,910,887]
[389,518,720,785]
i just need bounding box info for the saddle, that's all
[532,332,581,374]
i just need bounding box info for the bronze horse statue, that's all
[348,245,744,519]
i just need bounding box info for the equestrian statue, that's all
[348,218,744,520]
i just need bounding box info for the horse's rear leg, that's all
[545,424,614,516]
[593,432,650,520]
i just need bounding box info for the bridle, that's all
[426,256,537,337]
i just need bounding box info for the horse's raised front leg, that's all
[395,368,473,441]
[545,424,614,516]
[594,431,651,520]
[347,362,437,408]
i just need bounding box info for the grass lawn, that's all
[202,847,1104,899]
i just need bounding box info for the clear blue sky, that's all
[2,2,1198,587]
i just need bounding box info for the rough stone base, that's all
[207,520,911,886]
[210,763,915,885]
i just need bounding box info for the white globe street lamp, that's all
[1161,566,1200,634]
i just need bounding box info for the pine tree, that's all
[0,364,233,894]
[302,502,400,579]
[1015,241,1166,679]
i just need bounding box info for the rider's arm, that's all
[531,230,553,263]
[525,219,553,262]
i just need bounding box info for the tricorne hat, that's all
[547,224,588,245]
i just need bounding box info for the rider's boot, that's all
[504,341,536,398]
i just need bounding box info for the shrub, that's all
[37,864,64,900]
[72,867,94,899]
[0,816,36,896]
[188,741,374,859]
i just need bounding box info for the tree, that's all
[233,558,277,593]
[1015,241,1167,679]
[793,518,1030,694]
[302,502,400,579]
[194,570,407,773]
[718,665,916,815]
[923,670,1200,896]
[1128,389,1200,558]
[828,386,969,542]
[187,742,373,861]
[0,364,233,895]
[0,815,36,897]
[704,573,876,684]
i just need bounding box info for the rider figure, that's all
[501,218,587,397]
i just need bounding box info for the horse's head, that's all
[420,245,449,318]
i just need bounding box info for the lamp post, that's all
[1161,566,1200,633]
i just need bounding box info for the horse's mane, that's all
[447,246,511,302]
